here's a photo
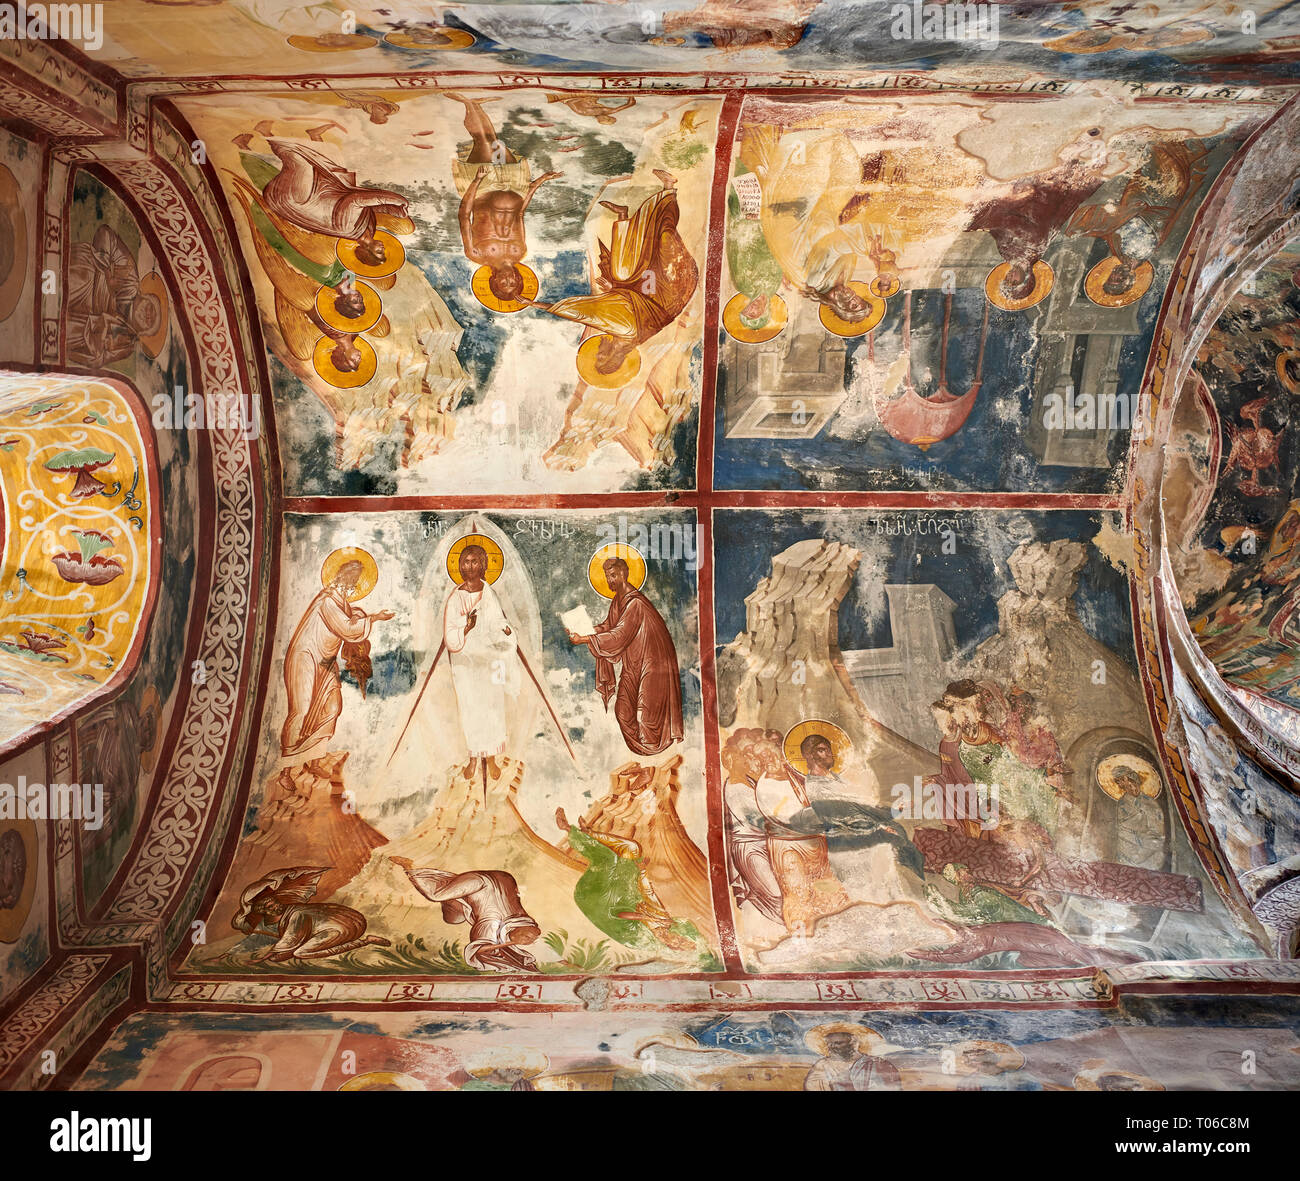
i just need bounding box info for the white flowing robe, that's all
[280,586,374,762]
[442,582,520,758]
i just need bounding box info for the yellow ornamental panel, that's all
[0,376,157,751]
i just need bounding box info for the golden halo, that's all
[870,274,900,299]
[1096,753,1162,801]
[950,1040,1026,1074]
[1085,257,1154,308]
[1274,350,1300,396]
[1042,29,1133,55]
[0,820,37,942]
[1147,24,1213,49]
[818,280,886,337]
[339,1071,427,1091]
[0,164,28,323]
[783,719,851,776]
[287,34,379,52]
[1074,1066,1164,1091]
[446,533,504,585]
[315,280,382,333]
[136,271,171,358]
[465,1046,549,1080]
[723,292,788,344]
[587,543,646,599]
[321,547,378,602]
[804,1022,887,1057]
[385,27,476,51]
[337,231,404,278]
[313,335,377,389]
[577,334,641,389]
[472,263,539,313]
[985,260,1054,312]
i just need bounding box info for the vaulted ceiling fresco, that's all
[1,0,1300,1103]
[1176,237,1300,704]
[69,1,1300,83]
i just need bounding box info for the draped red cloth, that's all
[913,826,1203,913]
[587,589,684,756]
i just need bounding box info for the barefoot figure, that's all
[391,856,542,972]
[281,548,393,771]
[233,867,389,964]
[442,543,520,788]
[448,92,561,305]
[261,138,407,268]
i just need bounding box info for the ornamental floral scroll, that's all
[0,375,156,749]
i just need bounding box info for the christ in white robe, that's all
[442,548,520,764]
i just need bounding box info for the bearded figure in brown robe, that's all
[569,557,684,756]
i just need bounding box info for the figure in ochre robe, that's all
[533,171,698,379]
[281,559,393,763]
[569,558,683,756]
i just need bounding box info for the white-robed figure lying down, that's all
[443,543,521,784]
[390,856,541,972]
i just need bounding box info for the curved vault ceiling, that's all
[0,1,1299,1095]
[1175,237,1300,706]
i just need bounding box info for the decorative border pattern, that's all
[0,956,109,1076]
[139,109,276,992]
[0,75,105,136]
[12,967,131,1091]
[159,972,1114,1009]
[120,70,1278,110]
[155,959,1300,1012]
[0,36,118,127]
[97,155,257,926]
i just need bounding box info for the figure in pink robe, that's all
[280,560,393,762]
[391,856,540,972]
[569,557,684,756]
[261,139,409,263]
